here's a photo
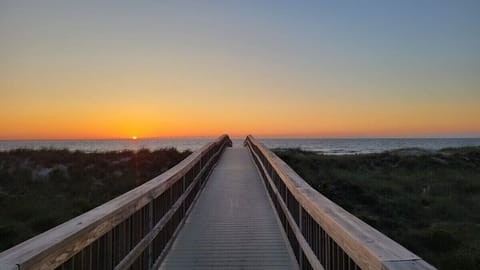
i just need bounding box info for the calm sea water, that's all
[1,137,480,155]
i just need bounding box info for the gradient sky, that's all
[1,1,479,139]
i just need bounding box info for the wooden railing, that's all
[0,135,232,270]
[245,135,436,270]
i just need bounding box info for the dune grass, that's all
[0,148,191,252]
[274,147,480,270]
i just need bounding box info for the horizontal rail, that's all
[0,135,232,270]
[249,145,324,270]
[245,135,435,270]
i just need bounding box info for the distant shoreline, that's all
[1,138,480,155]
[274,145,480,156]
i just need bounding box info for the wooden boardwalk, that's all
[159,147,298,269]
[0,135,435,270]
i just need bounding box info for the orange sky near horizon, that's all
[1,93,479,139]
[1,1,480,139]
[1,88,478,139]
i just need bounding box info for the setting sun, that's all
[132,136,137,140]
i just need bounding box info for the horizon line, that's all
[1,134,480,141]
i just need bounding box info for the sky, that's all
[1,0,479,139]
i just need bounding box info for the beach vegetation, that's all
[0,148,191,251]
[275,147,480,270]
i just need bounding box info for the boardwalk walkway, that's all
[159,147,297,269]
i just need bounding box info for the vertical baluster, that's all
[147,202,153,268]
[85,245,92,270]
[298,204,303,269]
[112,225,118,267]
[326,235,330,270]
[127,216,132,261]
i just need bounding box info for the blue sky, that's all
[1,1,479,138]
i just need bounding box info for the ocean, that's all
[1,137,480,155]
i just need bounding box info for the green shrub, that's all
[275,148,480,270]
[0,148,191,252]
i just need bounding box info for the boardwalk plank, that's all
[159,147,298,269]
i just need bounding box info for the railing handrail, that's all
[245,135,435,270]
[0,135,231,270]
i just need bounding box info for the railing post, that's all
[147,200,154,268]
[298,203,303,269]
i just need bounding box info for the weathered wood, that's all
[382,260,437,270]
[159,148,298,269]
[0,135,231,270]
[113,145,223,270]
[150,147,221,270]
[249,147,325,270]
[245,135,436,270]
